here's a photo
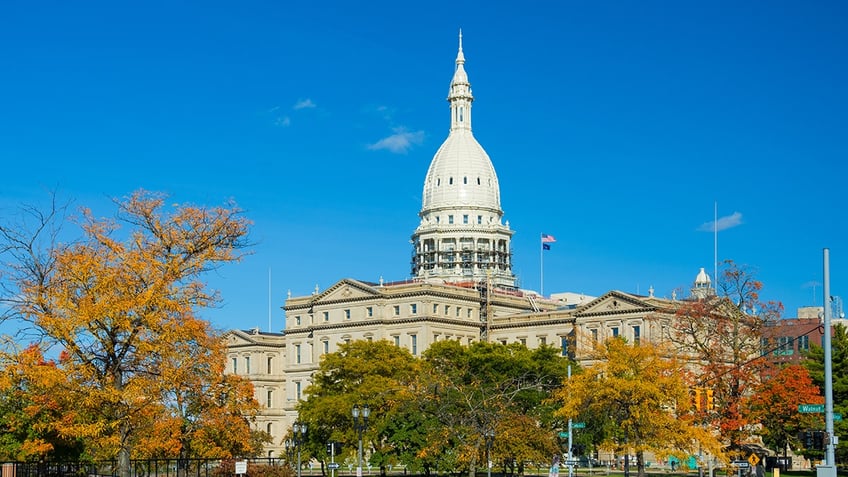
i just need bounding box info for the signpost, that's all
[573,422,586,429]
[799,404,825,413]
[235,461,248,476]
[328,463,340,470]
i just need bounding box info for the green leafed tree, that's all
[296,340,420,477]
[803,322,848,463]
[418,341,570,477]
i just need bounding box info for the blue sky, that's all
[2,1,846,333]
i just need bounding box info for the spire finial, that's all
[456,29,465,66]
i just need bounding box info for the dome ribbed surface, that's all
[422,130,501,212]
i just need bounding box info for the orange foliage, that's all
[1,190,255,467]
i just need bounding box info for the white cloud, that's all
[697,211,743,232]
[367,128,425,154]
[293,99,316,110]
[275,116,291,127]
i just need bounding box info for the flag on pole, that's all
[542,234,556,250]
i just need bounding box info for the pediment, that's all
[575,291,655,317]
[312,278,381,304]
[225,329,262,346]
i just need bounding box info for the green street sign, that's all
[835,413,843,421]
[558,431,569,438]
[799,404,825,413]
[573,422,586,429]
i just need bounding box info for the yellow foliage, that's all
[1,190,254,465]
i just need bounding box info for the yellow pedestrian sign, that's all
[748,454,760,467]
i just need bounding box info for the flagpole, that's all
[540,233,544,296]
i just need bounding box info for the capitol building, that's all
[225,34,712,457]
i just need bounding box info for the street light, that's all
[293,422,307,477]
[284,438,295,465]
[352,404,370,477]
[484,430,495,477]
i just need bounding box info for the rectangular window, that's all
[411,334,418,355]
[344,309,351,320]
[519,338,526,346]
[463,215,469,224]
[267,356,272,374]
[467,309,472,318]
[591,329,598,342]
[295,344,302,364]
[245,356,251,374]
[394,335,400,346]
[433,304,439,313]
[322,340,329,354]
[410,304,417,314]
[323,311,329,322]
[611,327,619,338]
[633,325,641,345]
[560,337,568,357]
[798,335,810,352]
[295,315,302,326]
[477,215,482,224]
[393,305,400,316]
[539,336,546,345]
[367,306,373,317]
[444,305,450,314]
[295,382,302,401]
[232,357,238,374]
[266,389,273,408]
[448,215,454,224]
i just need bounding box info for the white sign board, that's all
[235,460,248,475]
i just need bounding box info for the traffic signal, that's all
[694,388,702,411]
[705,389,714,410]
[327,442,342,454]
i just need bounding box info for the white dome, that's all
[694,267,712,286]
[421,129,501,213]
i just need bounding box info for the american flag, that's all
[541,234,556,243]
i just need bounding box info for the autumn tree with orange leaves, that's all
[745,364,823,457]
[666,260,783,448]
[0,191,263,475]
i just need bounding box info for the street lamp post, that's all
[285,438,295,466]
[293,422,307,477]
[484,430,495,477]
[352,405,370,477]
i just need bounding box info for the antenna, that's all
[268,267,272,332]
[714,201,718,287]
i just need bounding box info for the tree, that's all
[0,344,84,461]
[745,364,823,457]
[803,322,848,463]
[0,190,254,476]
[666,260,782,447]
[552,337,724,477]
[418,341,569,477]
[296,340,420,477]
